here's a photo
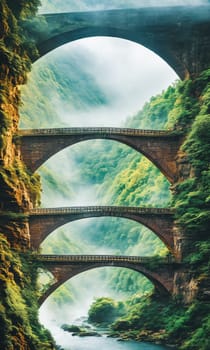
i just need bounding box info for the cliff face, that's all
[0,0,41,247]
[172,71,210,304]
[0,1,55,349]
[0,79,36,248]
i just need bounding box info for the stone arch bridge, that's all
[37,254,183,305]
[29,5,210,79]
[18,128,182,183]
[28,206,176,254]
[21,5,209,304]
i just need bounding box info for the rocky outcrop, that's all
[0,78,41,249]
[173,271,198,304]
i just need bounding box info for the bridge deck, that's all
[37,254,175,264]
[29,206,174,216]
[18,127,175,137]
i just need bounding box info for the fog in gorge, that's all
[21,38,177,128]
[39,0,209,13]
[20,34,177,339]
[53,39,177,126]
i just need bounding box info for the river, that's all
[48,326,174,350]
[40,306,175,350]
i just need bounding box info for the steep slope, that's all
[0,1,56,348]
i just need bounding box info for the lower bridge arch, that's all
[38,256,176,305]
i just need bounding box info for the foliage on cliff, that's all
[0,1,56,349]
[171,70,210,273]
[0,234,55,349]
[109,293,210,350]
[0,0,39,98]
[0,0,41,211]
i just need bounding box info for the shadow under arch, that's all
[32,6,210,78]
[37,26,184,78]
[38,262,173,306]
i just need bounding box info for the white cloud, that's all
[52,37,178,127]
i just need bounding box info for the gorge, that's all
[0,1,210,349]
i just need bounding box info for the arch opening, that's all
[37,140,171,210]
[40,216,168,256]
[20,36,178,130]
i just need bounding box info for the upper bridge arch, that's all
[32,6,210,78]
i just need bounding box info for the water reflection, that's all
[49,327,173,350]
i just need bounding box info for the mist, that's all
[40,154,99,208]
[26,37,177,128]
[39,0,209,14]
[58,38,177,126]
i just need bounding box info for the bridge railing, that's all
[18,127,174,137]
[29,206,174,216]
[36,254,174,264]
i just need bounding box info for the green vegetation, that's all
[171,70,210,274]
[0,1,55,349]
[61,324,82,332]
[0,0,41,211]
[88,297,126,325]
[0,234,55,349]
[107,294,210,349]
[20,51,107,128]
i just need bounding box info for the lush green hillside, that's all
[20,51,107,128]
